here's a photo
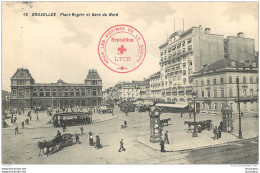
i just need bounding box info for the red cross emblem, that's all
[118,45,127,54]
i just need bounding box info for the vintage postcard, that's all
[1,1,258,171]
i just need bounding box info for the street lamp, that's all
[236,78,243,139]
[191,91,198,137]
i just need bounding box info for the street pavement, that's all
[1,106,258,164]
[138,111,258,152]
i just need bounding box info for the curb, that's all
[137,135,258,153]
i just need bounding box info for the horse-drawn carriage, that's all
[184,120,214,132]
[37,133,74,156]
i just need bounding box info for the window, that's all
[229,77,232,84]
[201,91,204,97]
[250,77,253,83]
[93,89,96,96]
[207,79,210,85]
[19,89,24,97]
[236,77,239,84]
[64,89,69,97]
[183,70,186,76]
[208,104,211,110]
[207,90,210,97]
[70,89,74,96]
[183,62,186,68]
[46,89,51,97]
[243,76,246,84]
[188,38,192,44]
[220,77,224,84]
[243,89,247,96]
[229,89,233,97]
[40,89,44,97]
[214,103,217,110]
[250,89,253,96]
[81,90,85,96]
[76,89,80,96]
[257,77,259,83]
[13,90,16,96]
[214,90,217,97]
[201,79,204,86]
[52,89,57,97]
[188,45,192,51]
[221,89,224,97]
[214,79,217,85]
[196,80,198,86]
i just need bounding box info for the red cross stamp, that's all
[98,24,146,73]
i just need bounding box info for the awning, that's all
[155,103,189,109]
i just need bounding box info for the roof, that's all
[11,68,34,80]
[197,58,253,73]
[155,103,189,109]
[85,69,101,80]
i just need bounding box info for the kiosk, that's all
[221,105,233,132]
[149,106,162,143]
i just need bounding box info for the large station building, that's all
[10,68,102,109]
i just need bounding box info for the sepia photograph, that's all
[1,1,259,171]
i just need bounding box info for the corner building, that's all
[10,68,102,109]
[159,25,256,103]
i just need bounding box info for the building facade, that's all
[159,25,256,103]
[193,59,258,113]
[149,72,161,100]
[10,68,102,109]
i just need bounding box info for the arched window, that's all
[64,88,69,97]
[52,89,57,97]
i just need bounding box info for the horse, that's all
[37,139,57,156]
[184,121,195,131]
[37,141,46,156]
[161,118,171,127]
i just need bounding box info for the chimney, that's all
[237,32,245,38]
[204,28,211,34]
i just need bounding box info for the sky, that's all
[2,2,258,91]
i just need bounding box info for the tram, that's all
[52,112,92,127]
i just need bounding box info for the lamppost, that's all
[191,91,198,137]
[236,78,243,139]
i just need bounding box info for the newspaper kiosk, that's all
[221,105,233,132]
[149,106,162,143]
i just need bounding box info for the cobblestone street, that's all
[2,106,258,164]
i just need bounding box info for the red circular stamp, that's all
[98,24,146,73]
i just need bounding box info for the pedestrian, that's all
[75,134,81,144]
[160,139,165,152]
[124,120,127,127]
[14,116,17,124]
[15,126,19,135]
[80,127,83,134]
[89,131,94,145]
[213,126,218,140]
[11,117,13,124]
[95,135,102,149]
[63,123,66,132]
[241,111,244,117]
[189,113,192,119]
[118,139,126,152]
[29,115,32,121]
[164,131,170,144]
[36,114,40,122]
[21,121,24,129]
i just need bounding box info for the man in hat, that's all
[164,130,170,144]
[75,134,81,144]
[118,139,126,152]
[95,135,102,149]
[15,126,19,135]
[160,139,165,152]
